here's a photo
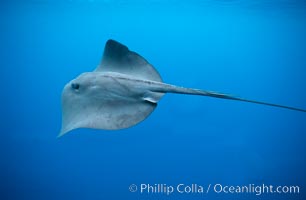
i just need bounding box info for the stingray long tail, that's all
[154,83,306,113]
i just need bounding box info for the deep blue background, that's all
[1,0,306,199]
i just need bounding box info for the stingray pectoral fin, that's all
[59,93,158,137]
[156,83,306,113]
[95,39,163,82]
[58,127,71,138]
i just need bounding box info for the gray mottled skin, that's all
[59,39,306,137]
[60,72,161,136]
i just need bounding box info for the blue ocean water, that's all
[1,0,306,199]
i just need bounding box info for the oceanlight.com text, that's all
[129,183,300,196]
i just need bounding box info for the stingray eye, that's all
[71,83,80,90]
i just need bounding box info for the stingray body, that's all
[59,39,306,137]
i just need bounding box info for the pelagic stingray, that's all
[59,39,306,137]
